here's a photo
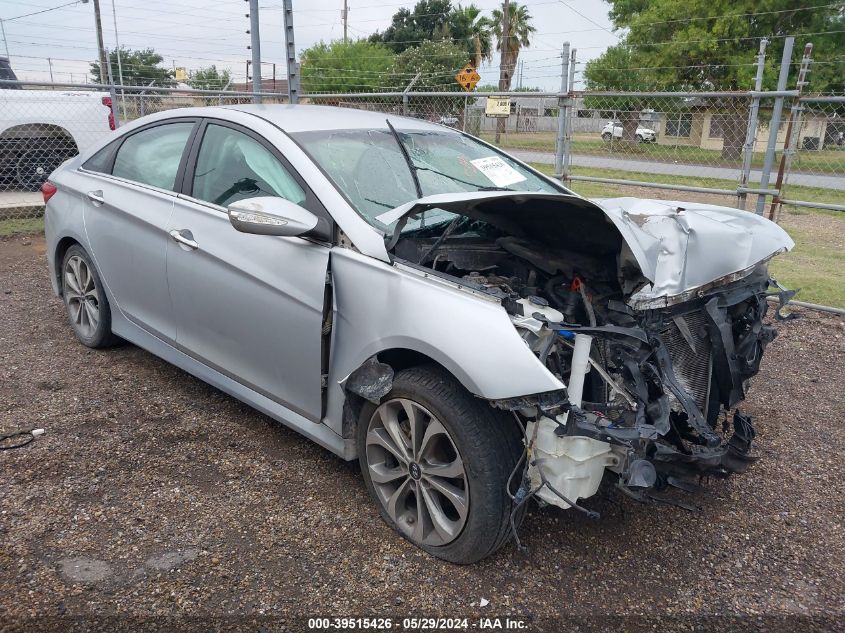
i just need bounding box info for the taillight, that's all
[102,95,115,130]
[41,181,58,204]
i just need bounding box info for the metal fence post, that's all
[104,47,120,128]
[562,47,577,183]
[738,38,767,210]
[554,42,571,179]
[403,72,421,117]
[249,0,262,103]
[768,43,813,221]
[282,0,298,104]
[756,37,793,215]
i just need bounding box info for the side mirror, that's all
[227,197,318,237]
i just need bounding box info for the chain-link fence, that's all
[1,79,843,222]
[772,95,845,218]
[0,81,287,220]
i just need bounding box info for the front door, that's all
[166,121,331,422]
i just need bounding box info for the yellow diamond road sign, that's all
[455,64,481,92]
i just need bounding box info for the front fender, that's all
[323,247,563,437]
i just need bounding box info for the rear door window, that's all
[82,139,121,173]
[112,122,195,191]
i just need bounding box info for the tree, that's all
[90,47,174,86]
[392,40,468,115]
[301,40,396,94]
[491,2,535,90]
[370,0,494,68]
[392,39,469,91]
[370,0,453,55]
[187,65,231,91]
[448,4,493,69]
[586,0,844,158]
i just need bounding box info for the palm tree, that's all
[491,2,535,89]
[453,4,493,70]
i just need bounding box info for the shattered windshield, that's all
[291,128,568,232]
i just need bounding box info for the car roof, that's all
[223,103,447,133]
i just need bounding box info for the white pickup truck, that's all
[1,57,114,191]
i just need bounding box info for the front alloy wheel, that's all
[358,365,522,564]
[365,398,469,547]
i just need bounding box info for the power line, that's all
[4,0,82,22]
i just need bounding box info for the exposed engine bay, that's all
[387,195,791,515]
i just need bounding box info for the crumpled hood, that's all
[593,197,794,306]
[375,191,793,304]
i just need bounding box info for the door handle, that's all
[86,190,104,205]
[169,229,198,250]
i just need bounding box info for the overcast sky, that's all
[0,0,619,90]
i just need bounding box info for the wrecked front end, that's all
[514,265,777,512]
[383,193,794,514]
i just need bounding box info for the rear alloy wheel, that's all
[601,132,612,142]
[62,245,119,348]
[358,365,522,563]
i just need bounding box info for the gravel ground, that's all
[1,234,844,632]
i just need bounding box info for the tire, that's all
[358,365,523,564]
[15,144,70,191]
[635,134,644,143]
[61,245,120,348]
[601,132,612,142]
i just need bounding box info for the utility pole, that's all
[109,0,126,118]
[91,0,107,83]
[48,57,54,82]
[342,0,348,43]
[248,0,262,101]
[495,0,510,143]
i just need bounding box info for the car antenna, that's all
[385,118,423,199]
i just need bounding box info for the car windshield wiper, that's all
[384,121,503,195]
[385,119,423,198]
[417,215,464,264]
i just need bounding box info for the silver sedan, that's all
[43,105,792,563]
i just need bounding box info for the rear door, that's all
[166,119,332,422]
[80,119,198,342]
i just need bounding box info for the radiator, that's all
[661,311,713,415]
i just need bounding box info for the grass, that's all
[481,131,845,174]
[0,217,44,237]
[529,163,845,308]
[768,222,845,308]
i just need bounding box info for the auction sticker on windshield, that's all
[470,156,527,188]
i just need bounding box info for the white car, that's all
[601,121,657,143]
[1,57,114,190]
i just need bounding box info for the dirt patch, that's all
[1,235,844,630]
